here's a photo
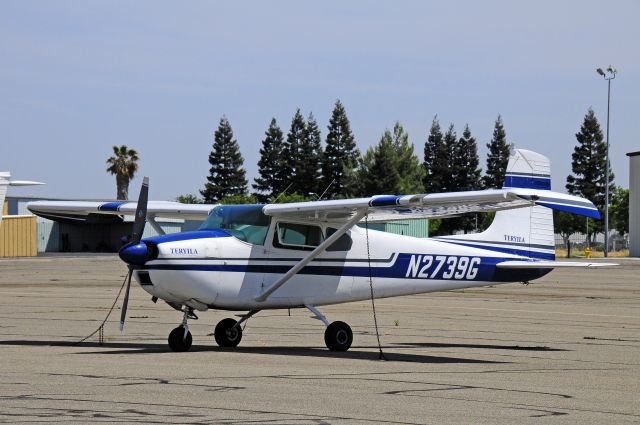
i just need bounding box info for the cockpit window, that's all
[199,204,271,245]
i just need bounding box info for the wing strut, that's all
[254,209,367,302]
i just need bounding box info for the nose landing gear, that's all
[168,307,196,352]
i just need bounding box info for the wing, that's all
[27,200,215,222]
[262,188,600,223]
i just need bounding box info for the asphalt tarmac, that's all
[0,254,638,424]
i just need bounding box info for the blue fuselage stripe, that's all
[435,240,556,260]
[145,253,553,283]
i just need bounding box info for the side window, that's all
[326,228,353,251]
[274,222,324,250]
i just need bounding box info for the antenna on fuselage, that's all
[271,183,293,204]
[317,179,335,201]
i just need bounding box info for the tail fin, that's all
[0,172,45,227]
[440,149,556,260]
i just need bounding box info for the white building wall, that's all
[629,152,640,257]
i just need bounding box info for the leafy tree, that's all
[176,194,203,204]
[253,118,287,202]
[554,210,581,257]
[483,115,511,189]
[391,122,424,193]
[273,193,310,203]
[423,116,448,193]
[566,108,615,241]
[362,130,401,195]
[106,145,139,200]
[323,100,360,198]
[297,112,324,197]
[219,194,257,205]
[611,187,629,235]
[200,117,248,203]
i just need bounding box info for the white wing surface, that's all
[27,200,215,222]
[262,188,600,222]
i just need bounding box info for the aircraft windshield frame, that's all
[199,204,270,245]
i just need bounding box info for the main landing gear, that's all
[306,304,353,352]
[167,306,354,352]
[213,310,259,348]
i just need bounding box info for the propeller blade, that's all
[131,177,149,244]
[119,268,133,332]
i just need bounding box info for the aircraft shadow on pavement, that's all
[391,342,569,352]
[0,340,506,364]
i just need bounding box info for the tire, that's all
[324,321,353,351]
[214,318,243,347]
[168,326,192,352]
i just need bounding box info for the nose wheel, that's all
[168,307,195,352]
[168,325,192,352]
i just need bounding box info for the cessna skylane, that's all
[0,172,44,225]
[28,149,612,352]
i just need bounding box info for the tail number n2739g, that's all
[405,255,480,280]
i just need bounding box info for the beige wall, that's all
[0,215,37,257]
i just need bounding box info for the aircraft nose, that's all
[119,242,149,266]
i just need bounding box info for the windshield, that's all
[199,204,270,245]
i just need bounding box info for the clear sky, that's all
[2,0,639,200]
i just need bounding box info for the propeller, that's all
[119,177,149,331]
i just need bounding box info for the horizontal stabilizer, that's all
[497,260,617,269]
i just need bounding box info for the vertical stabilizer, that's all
[437,149,556,260]
[0,172,45,227]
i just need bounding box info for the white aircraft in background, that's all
[28,149,612,352]
[0,172,44,227]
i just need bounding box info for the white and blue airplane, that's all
[0,171,44,227]
[27,149,611,352]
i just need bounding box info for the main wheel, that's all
[324,321,353,351]
[168,325,192,352]
[214,318,243,347]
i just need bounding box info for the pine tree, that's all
[450,124,483,233]
[253,118,286,202]
[391,122,425,193]
[363,130,401,195]
[453,124,482,191]
[566,108,615,238]
[297,112,324,197]
[200,117,248,203]
[423,116,448,193]
[483,115,511,189]
[283,109,306,195]
[567,108,614,209]
[323,100,360,198]
[441,124,457,193]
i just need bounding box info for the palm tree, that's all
[106,145,139,200]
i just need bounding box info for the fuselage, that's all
[131,214,551,311]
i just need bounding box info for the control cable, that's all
[364,214,388,361]
[74,272,128,346]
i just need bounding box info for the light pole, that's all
[596,65,617,257]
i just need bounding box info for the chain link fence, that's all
[555,231,629,257]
